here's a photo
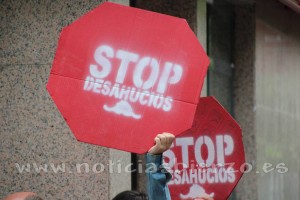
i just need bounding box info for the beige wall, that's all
[255,0,300,199]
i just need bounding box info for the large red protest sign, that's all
[164,97,245,200]
[46,2,209,153]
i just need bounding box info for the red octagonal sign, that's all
[164,97,245,200]
[47,2,209,153]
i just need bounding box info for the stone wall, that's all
[233,3,257,200]
[0,1,111,199]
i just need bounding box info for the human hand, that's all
[148,132,175,155]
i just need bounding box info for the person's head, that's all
[112,191,147,200]
[3,192,43,200]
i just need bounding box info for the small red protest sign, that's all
[164,97,245,199]
[47,2,209,153]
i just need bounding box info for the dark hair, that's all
[112,191,148,200]
[25,194,43,200]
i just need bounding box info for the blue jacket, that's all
[146,153,172,200]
